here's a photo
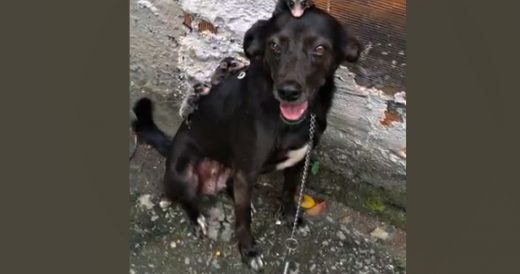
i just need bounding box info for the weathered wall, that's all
[131,0,406,192]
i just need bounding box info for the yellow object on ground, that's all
[299,194,316,209]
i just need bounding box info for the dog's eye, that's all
[270,42,281,54]
[313,45,326,56]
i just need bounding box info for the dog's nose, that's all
[277,83,302,102]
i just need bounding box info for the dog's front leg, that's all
[233,171,264,271]
[282,161,306,227]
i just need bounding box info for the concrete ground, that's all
[129,90,406,274]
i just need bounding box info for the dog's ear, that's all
[243,20,269,60]
[341,27,363,63]
[344,37,362,62]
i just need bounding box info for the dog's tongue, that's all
[280,101,308,121]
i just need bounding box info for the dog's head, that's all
[244,8,362,123]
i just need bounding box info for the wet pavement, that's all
[129,90,406,274]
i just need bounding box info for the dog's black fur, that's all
[179,57,247,126]
[132,7,361,271]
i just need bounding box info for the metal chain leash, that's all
[282,113,316,274]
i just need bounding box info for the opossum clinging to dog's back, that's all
[274,0,314,18]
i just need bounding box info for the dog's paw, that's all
[280,204,307,229]
[241,246,265,272]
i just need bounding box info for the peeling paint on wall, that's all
[137,0,159,16]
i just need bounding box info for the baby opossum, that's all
[273,0,314,17]
[179,57,247,126]
[210,57,246,86]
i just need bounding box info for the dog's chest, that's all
[271,128,310,170]
[275,144,309,170]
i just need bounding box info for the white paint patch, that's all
[181,0,274,35]
[178,0,270,83]
[276,144,309,170]
[137,0,159,16]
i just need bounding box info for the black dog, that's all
[132,7,361,271]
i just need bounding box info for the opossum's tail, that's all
[131,98,171,157]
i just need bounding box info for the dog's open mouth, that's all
[280,101,308,122]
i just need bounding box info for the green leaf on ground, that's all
[311,160,320,175]
[364,196,386,214]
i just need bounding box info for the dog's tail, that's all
[131,98,172,157]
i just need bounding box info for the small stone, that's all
[208,207,225,222]
[337,231,346,240]
[159,199,171,209]
[287,262,300,274]
[185,257,190,265]
[211,258,221,269]
[309,264,316,272]
[130,269,136,274]
[151,215,159,222]
[340,216,351,224]
[207,225,219,241]
[170,241,177,248]
[370,227,389,240]
[275,220,282,225]
[220,223,232,242]
[138,194,154,210]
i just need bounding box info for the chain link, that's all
[285,113,316,255]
